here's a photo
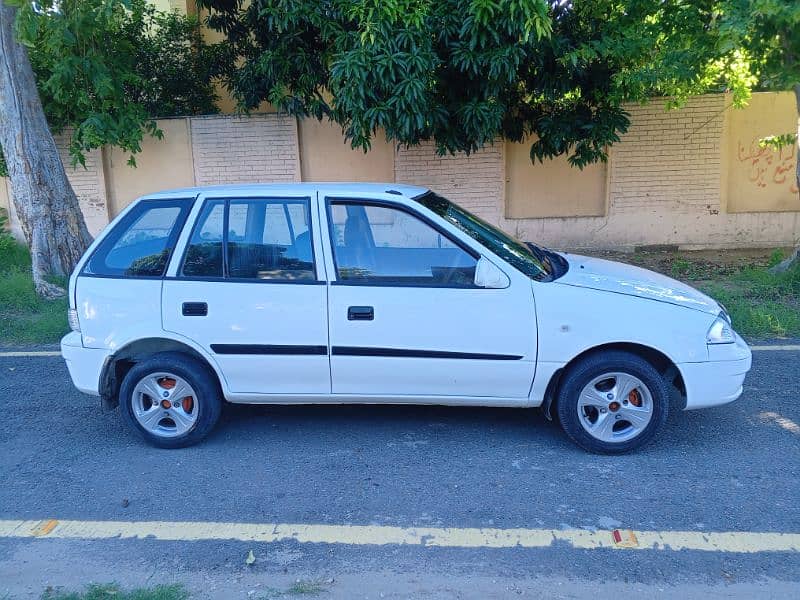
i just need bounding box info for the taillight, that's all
[68,308,80,332]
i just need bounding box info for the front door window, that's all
[329,201,477,287]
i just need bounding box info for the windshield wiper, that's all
[526,243,570,280]
[543,248,569,279]
[525,242,547,263]
[523,242,554,279]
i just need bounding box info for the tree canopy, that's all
[198,0,798,168]
[0,0,224,177]
[0,0,227,297]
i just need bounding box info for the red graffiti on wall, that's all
[737,139,799,194]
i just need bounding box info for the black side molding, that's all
[211,344,328,355]
[331,347,522,360]
[209,345,522,360]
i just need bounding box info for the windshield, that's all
[414,192,555,281]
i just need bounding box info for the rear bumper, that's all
[61,332,109,396]
[679,336,752,410]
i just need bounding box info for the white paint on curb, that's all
[0,519,798,554]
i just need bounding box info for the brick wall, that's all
[394,141,505,224]
[2,93,797,250]
[1,135,110,239]
[609,95,723,216]
[510,95,799,250]
[391,97,728,229]
[190,114,300,186]
[55,134,109,236]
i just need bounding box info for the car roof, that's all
[142,182,430,200]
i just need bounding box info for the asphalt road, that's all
[0,348,798,598]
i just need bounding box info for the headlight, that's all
[68,308,81,332]
[706,315,734,344]
[718,303,732,325]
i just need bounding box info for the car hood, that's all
[554,254,720,315]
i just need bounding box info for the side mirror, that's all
[474,256,510,289]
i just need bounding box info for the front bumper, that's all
[679,333,752,410]
[61,331,109,396]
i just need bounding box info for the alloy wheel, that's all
[576,372,654,443]
[131,372,199,438]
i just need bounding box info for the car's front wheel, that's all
[119,352,222,448]
[556,350,669,454]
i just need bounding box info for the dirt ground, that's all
[586,247,781,280]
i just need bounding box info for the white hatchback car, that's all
[62,183,751,453]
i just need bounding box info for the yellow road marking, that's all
[0,519,797,553]
[759,411,800,435]
[31,519,59,537]
[611,529,639,548]
[750,345,800,351]
[0,351,61,358]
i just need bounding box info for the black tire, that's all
[555,350,669,454]
[119,351,222,448]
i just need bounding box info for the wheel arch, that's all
[540,342,687,420]
[99,337,226,410]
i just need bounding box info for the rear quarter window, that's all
[83,199,192,278]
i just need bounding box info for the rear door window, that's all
[83,199,191,277]
[228,199,314,280]
[180,197,315,281]
[182,201,224,277]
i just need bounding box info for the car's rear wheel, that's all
[119,352,222,448]
[556,350,669,454]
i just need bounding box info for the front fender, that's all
[532,281,712,365]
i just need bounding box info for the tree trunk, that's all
[769,83,800,275]
[796,84,800,195]
[0,0,92,298]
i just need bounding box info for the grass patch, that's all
[699,263,800,338]
[0,235,68,345]
[42,583,188,600]
[611,247,800,338]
